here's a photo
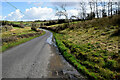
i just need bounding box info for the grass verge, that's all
[53,32,120,80]
[1,27,45,52]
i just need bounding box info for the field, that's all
[50,15,120,80]
[1,27,45,52]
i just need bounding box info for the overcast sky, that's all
[0,0,119,21]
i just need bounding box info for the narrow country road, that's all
[2,30,53,78]
[2,29,86,79]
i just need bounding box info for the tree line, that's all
[55,0,120,20]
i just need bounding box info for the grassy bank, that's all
[52,15,120,80]
[53,32,119,80]
[1,27,45,52]
[2,27,37,38]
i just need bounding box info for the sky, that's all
[0,0,119,21]
[1,1,80,21]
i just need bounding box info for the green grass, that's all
[51,15,120,80]
[2,27,36,38]
[2,31,45,52]
[53,32,119,80]
[53,33,100,79]
[1,27,46,52]
[2,32,45,52]
[11,21,31,25]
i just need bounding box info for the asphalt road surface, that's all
[2,29,86,79]
[2,30,53,78]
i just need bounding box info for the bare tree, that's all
[100,0,107,17]
[110,0,113,16]
[107,1,109,16]
[114,2,118,15]
[107,0,113,16]
[102,9,107,17]
[89,2,93,13]
[96,0,99,18]
[117,1,120,14]
[79,2,86,20]
[55,4,68,21]
[99,0,103,18]
[88,1,96,19]
[91,0,98,18]
[92,0,96,14]
[103,1,106,11]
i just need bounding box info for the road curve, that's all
[2,30,53,78]
[2,29,86,79]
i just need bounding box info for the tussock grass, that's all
[52,15,120,80]
[54,33,119,80]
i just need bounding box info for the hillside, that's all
[46,15,120,80]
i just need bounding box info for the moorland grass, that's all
[53,32,119,80]
[52,15,120,80]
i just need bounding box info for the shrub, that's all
[19,22,24,28]
[31,23,39,32]
[1,25,13,32]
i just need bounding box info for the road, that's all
[2,29,53,78]
[2,29,86,79]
